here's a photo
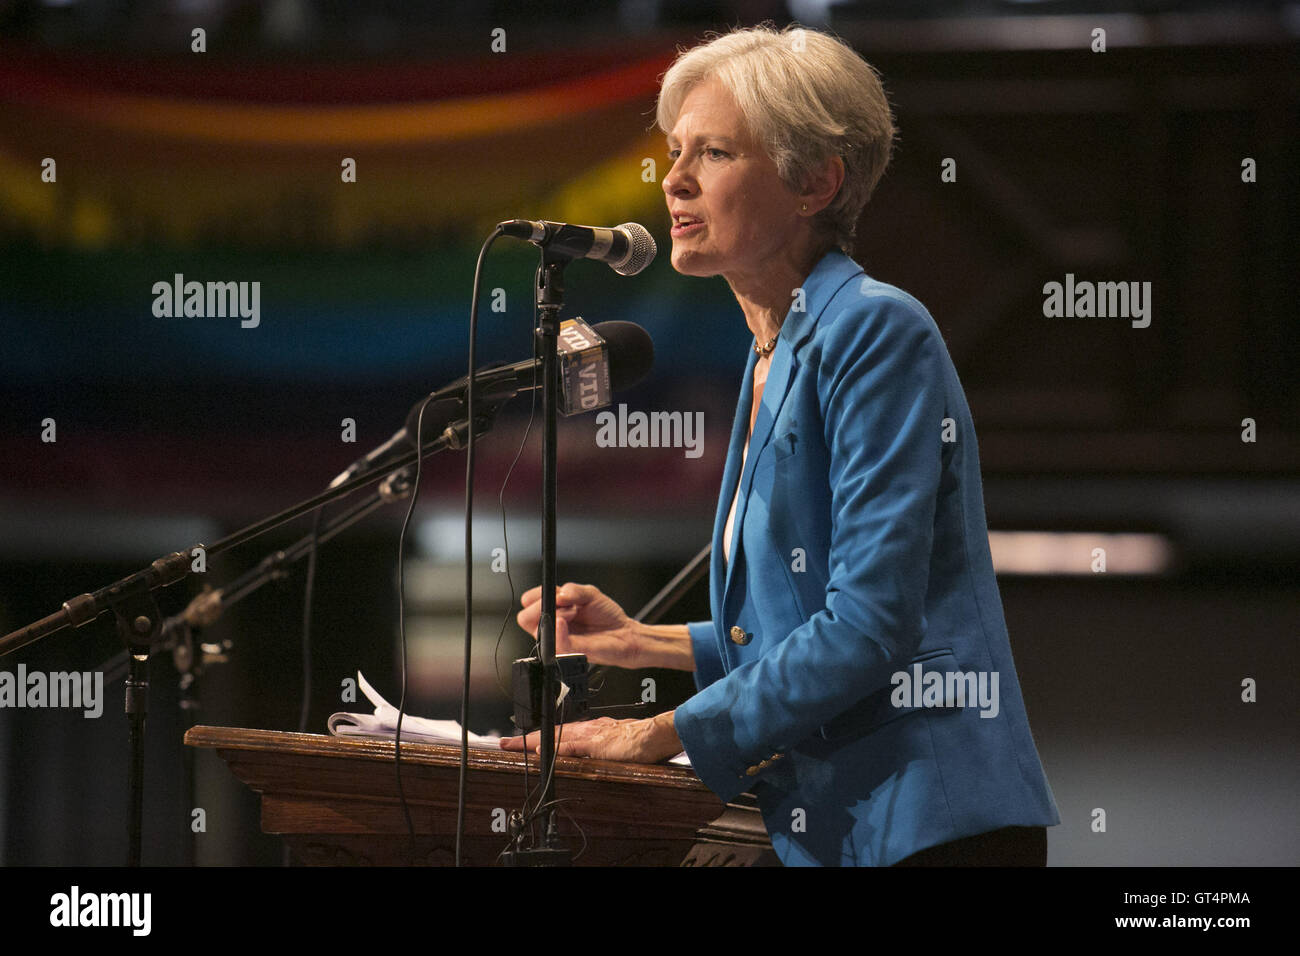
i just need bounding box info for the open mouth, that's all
[671,216,704,237]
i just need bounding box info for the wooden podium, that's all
[185,726,777,866]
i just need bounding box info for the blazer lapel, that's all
[710,345,757,648]
[721,336,794,606]
[717,250,865,625]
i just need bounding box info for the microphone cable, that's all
[284,504,324,867]
[391,226,505,867]
[454,226,505,866]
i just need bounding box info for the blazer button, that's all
[746,757,773,776]
[729,626,751,645]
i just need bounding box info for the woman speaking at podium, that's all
[501,23,1059,866]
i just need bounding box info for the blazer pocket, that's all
[816,649,958,742]
[771,430,798,461]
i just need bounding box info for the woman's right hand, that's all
[516,583,641,669]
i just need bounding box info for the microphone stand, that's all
[95,469,413,865]
[503,248,572,865]
[0,407,503,866]
[96,466,416,691]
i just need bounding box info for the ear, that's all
[800,154,845,215]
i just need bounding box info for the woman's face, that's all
[662,76,805,283]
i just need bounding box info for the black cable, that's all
[490,327,540,704]
[297,506,323,734]
[548,798,589,861]
[284,504,324,867]
[498,715,567,862]
[519,706,566,831]
[495,412,534,821]
[393,394,436,864]
[483,300,542,828]
[455,227,505,867]
[394,233,505,866]
[498,795,587,865]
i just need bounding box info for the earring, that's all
[801,203,808,212]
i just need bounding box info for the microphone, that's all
[498,220,656,276]
[329,320,654,488]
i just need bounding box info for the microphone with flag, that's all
[329,319,654,488]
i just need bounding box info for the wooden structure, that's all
[184,725,776,866]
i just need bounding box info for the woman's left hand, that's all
[499,711,682,764]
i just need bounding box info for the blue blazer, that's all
[673,250,1060,866]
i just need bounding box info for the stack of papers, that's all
[327,672,501,748]
[327,671,691,766]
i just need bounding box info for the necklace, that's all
[753,333,779,357]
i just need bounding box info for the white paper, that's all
[327,672,694,767]
[326,671,502,748]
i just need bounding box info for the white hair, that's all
[656,23,897,257]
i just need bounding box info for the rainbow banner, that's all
[0,46,676,249]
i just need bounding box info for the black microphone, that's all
[498,220,656,276]
[329,320,654,488]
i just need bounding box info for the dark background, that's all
[0,0,1295,866]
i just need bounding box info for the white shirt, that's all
[722,439,748,563]
[724,354,770,563]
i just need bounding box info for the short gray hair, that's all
[656,23,897,258]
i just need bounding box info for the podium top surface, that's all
[184,724,711,792]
